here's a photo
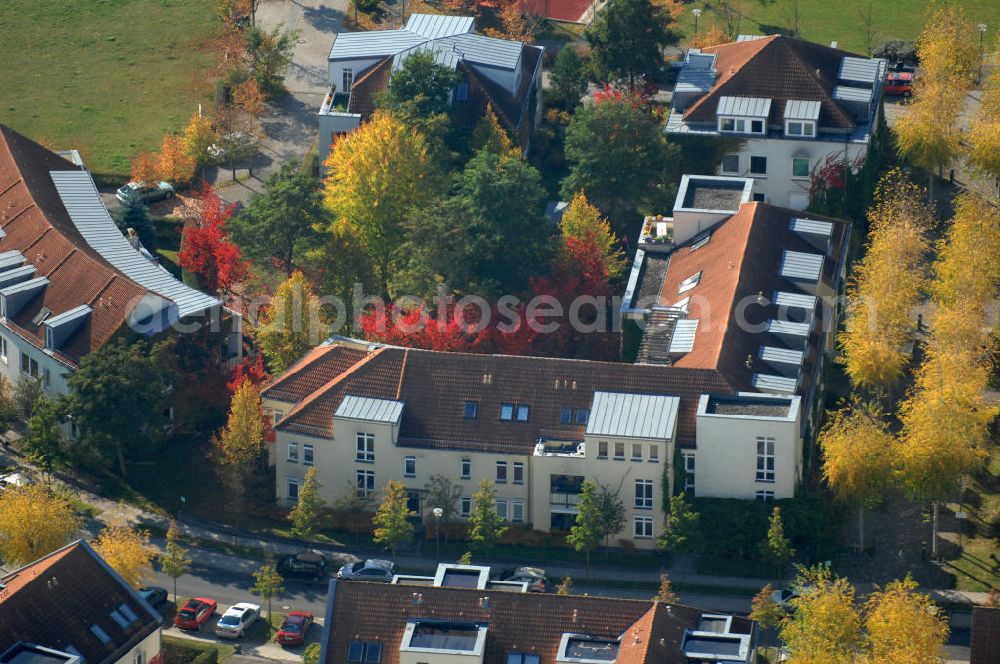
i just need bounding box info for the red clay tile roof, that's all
[0,125,152,364]
[655,202,848,390]
[520,0,592,22]
[972,607,1000,664]
[683,36,862,130]
[263,340,370,403]
[324,582,747,664]
[276,342,734,448]
[0,541,160,664]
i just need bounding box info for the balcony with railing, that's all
[550,474,585,513]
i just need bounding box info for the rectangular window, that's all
[752,193,766,202]
[560,407,573,424]
[678,271,702,293]
[750,119,764,133]
[0,337,7,363]
[356,469,375,498]
[287,442,298,463]
[347,641,382,664]
[41,367,50,388]
[461,457,471,479]
[342,68,354,91]
[803,122,815,136]
[720,117,735,132]
[516,404,529,422]
[464,400,478,419]
[792,157,810,178]
[512,499,525,523]
[134,652,144,664]
[496,498,509,520]
[460,496,472,517]
[721,153,739,174]
[119,603,139,623]
[756,436,776,483]
[513,462,524,484]
[20,353,38,378]
[597,441,608,459]
[500,403,514,421]
[90,624,112,644]
[683,452,695,491]
[287,478,299,501]
[635,479,653,509]
[274,410,284,423]
[507,653,541,664]
[404,456,416,478]
[356,432,374,462]
[575,408,589,424]
[109,608,130,629]
[614,442,625,460]
[455,82,470,103]
[631,443,643,461]
[735,118,746,132]
[787,121,802,135]
[634,516,653,539]
[756,490,775,502]
[648,445,659,463]
[303,444,314,466]
[750,156,767,175]
[496,461,508,483]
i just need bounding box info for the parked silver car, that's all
[116,181,175,203]
[337,559,395,582]
[214,602,260,639]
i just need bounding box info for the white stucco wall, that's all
[113,627,161,664]
[0,326,74,397]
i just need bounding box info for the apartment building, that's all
[0,541,162,664]
[0,125,241,398]
[319,14,543,164]
[666,34,886,208]
[319,570,758,663]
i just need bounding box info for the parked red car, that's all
[883,71,913,97]
[174,597,218,631]
[275,611,314,646]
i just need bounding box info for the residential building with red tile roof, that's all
[666,34,887,209]
[318,14,543,165]
[318,576,757,664]
[0,541,162,664]
[0,125,241,396]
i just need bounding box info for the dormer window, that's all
[678,271,702,293]
[718,116,765,135]
[785,120,815,137]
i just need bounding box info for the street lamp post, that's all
[433,507,443,560]
[693,8,703,37]
[978,24,988,85]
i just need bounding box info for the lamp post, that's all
[693,8,703,37]
[978,24,988,85]
[433,507,443,560]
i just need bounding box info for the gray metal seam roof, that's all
[838,56,881,84]
[779,250,824,281]
[752,374,798,392]
[783,100,821,121]
[772,291,817,310]
[668,319,699,353]
[767,319,810,336]
[335,394,404,424]
[717,96,772,117]
[49,170,221,318]
[759,345,804,365]
[789,217,833,236]
[586,391,679,440]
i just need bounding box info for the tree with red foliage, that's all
[179,184,248,296]
[227,349,269,393]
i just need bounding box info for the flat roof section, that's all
[704,395,793,417]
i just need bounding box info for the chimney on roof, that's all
[412,592,423,606]
[479,596,490,609]
[745,354,754,369]
[830,41,838,48]
[572,609,578,623]
[757,291,768,306]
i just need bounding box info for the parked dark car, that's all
[138,586,168,607]
[277,551,329,581]
[496,567,551,593]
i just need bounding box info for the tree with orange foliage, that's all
[156,134,197,185]
[179,184,248,295]
[690,24,729,49]
[130,151,159,186]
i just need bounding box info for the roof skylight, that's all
[678,271,702,293]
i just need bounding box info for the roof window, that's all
[109,608,130,630]
[90,624,112,645]
[678,271,702,294]
[464,400,478,419]
[500,403,514,421]
[689,232,712,251]
[347,641,382,663]
[516,404,529,422]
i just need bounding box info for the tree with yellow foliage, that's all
[689,24,729,49]
[212,380,266,535]
[182,112,219,165]
[820,401,895,550]
[130,151,159,187]
[257,271,330,374]
[472,105,516,157]
[559,191,626,280]
[839,170,931,393]
[0,484,81,566]
[781,565,862,664]
[864,576,948,663]
[913,3,978,86]
[156,134,197,185]
[93,521,155,589]
[323,112,446,296]
[967,38,1000,181]
[930,192,1000,316]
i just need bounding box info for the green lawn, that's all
[672,0,1000,56]
[0,0,218,177]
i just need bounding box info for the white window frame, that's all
[404,455,416,478]
[635,479,654,510]
[512,499,525,523]
[287,442,299,463]
[614,442,625,461]
[597,441,608,459]
[274,410,284,423]
[678,271,702,293]
[342,68,354,91]
[287,478,300,501]
[496,460,508,483]
[785,120,815,137]
[756,436,776,483]
[460,496,472,517]
[303,443,314,466]
[719,116,764,135]
[792,156,810,179]
[0,337,7,364]
[683,452,695,491]
[721,153,740,174]
[496,498,509,520]
[513,462,524,484]
[356,469,375,498]
[756,490,775,502]
[634,516,653,539]
[749,155,767,176]
[20,353,38,379]
[356,432,375,463]
[461,457,472,479]
[631,443,643,462]
[648,445,659,463]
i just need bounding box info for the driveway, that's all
[215,0,346,206]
